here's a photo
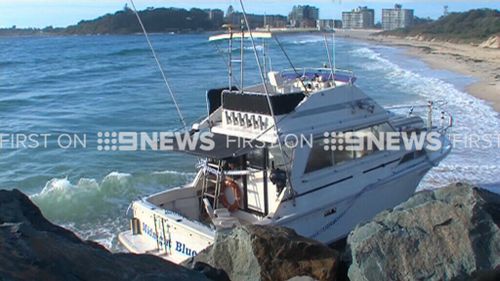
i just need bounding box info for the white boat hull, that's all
[119,201,215,264]
[278,163,430,243]
[119,160,433,264]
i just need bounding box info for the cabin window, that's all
[415,149,426,158]
[351,128,379,158]
[332,132,357,165]
[333,148,355,165]
[371,122,393,134]
[304,122,394,174]
[399,152,415,164]
[304,138,333,173]
[268,145,292,170]
[399,149,426,165]
[247,149,266,169]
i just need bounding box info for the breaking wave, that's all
[290,36,324,45]
[350,46,500,189]
[30,170,195,250]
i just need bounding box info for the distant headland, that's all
[0,7,225,36]
[0,5,290,36]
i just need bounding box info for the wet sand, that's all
[336,29,500,113]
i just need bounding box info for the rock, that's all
[479,35,500,49]
[0,189,211,281]
[347,183,500,281]
[471,267,500,281]
[186,225,339,281]
[192,262,231,281]
[329,238,350,281]
[286,276,319,281]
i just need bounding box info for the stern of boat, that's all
[118,186,216,264]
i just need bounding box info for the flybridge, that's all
[207,27,348,93]
[201,28,359,143]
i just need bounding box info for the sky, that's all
[1,0,499,28]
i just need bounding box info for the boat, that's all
[118,27,453,264]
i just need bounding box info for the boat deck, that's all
[118,230,187,263]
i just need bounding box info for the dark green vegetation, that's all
[0,7,223,36]
[65,7,222,34]
[382,9,500,43]
[0,26,64,36]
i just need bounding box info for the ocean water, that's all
[1,33,499,250]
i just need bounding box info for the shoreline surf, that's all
[335,29,500,114]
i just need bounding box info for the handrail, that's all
[388,101,453,134]
[281,67,355,77]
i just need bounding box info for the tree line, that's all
[382,9,500,43]
[0,7,224,36]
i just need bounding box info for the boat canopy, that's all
[171,133,264,159]
[208,32,272,42]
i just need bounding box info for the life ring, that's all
[219,179,242,212]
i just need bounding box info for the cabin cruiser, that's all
[118,31,452,264]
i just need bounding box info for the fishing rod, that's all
[129,0,187,130]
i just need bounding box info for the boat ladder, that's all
[202,160,223,209]
[152,214,171,255]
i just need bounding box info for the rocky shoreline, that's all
[1,183,499,281]
[347,183,500,281]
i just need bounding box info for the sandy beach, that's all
[336,29,500,113]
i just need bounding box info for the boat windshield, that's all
[268,145,293,171]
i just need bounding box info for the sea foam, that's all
[351,46,500,190]
[30,170,195,250]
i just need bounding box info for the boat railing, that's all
[221,87,301,98]
[387,100,453,135]
[280,67,356,83]
[197,159,261,177]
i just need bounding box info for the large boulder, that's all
[0,189,211,281]
[186,225,340,281]
[347,183,500,281]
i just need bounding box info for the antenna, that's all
[128,0,187,130]
[224,24,234,90]
[240,19,245,90]
[333,31,336,77]
[323,34,335,80]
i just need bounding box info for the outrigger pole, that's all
[129,0,187,130]
[333,31,336,76]
[238,0,296,196]
[323,34,335,83]
[226,24,234,90]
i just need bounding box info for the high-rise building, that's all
[289,5,320,28]
[382,4,414,30]
[342,6,375,29]
[264,15,288,28]
[334,20,343,29]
